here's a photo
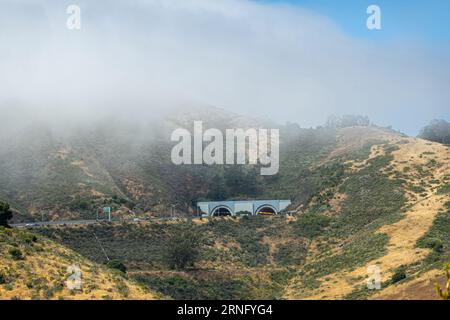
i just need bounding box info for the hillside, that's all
[286,135,450,299]
[0,106,283,221]
[1,108,402,221]
[30,126,450,300]
[0,227,158,300]
[0,106,347,221]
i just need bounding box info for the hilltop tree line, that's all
[419,119,450,145]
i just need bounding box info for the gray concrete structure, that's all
[197,200,291,217]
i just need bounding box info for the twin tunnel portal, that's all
[197,200,291,217]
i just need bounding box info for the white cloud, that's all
[0,0,449,134]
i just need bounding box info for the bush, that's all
[164,229,202,270]
[445,201,450,210]
[0,272,5,284]
[106,259,127,273]
[9,248,23,260]
[422,238,444,253]
[69,198,90,210]
[294,213,331,238]
[391,267,407,284]
[135,273,252,300]
[437,184,450,195]
[0,201,13,228]
[19,233,38,244]
[275,242,307,265]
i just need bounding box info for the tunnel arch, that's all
[255,204,278,216]
[211,205,233,217]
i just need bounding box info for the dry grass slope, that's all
[0,228,158,300]
[285,133,450,300]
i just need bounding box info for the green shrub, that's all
[9,248,23,260]
[445,201,450,210]
[164,228,202,270]
[437,184,450,194]
[0,201,13,228]
[391,267,407,284]
[294,213,331,238]
[69,199,90,210]
[275,242,307,265]
[421,238,444,253]
[135,273,254,300]
[19,233,38,244]
[106,259,127,273]
[410,185,426,193]
[0,272,5,284]
[417,212,450,267]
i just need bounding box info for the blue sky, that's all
[260,0,450,42]
[254,0,450,134]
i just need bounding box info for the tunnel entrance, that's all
[256,206,277,216]
[212,206,233,217]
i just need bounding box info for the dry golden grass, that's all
[371,269,445,300]
[285,136,450,300]
[349,143,388,172]
[0,229,158,300]
[325,126,399,162]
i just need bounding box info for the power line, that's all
[92,232,110,262]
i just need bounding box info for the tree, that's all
[419,119,450,145]
[224,166,261,197]
[106,259,127,273]
[390,267,407,284]
[0,201,13,228]
[207,174,229,200]
[164,228,201,270]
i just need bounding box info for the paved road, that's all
[11,216,189,228]
[11,212,285,229]
[12,219,100,228]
